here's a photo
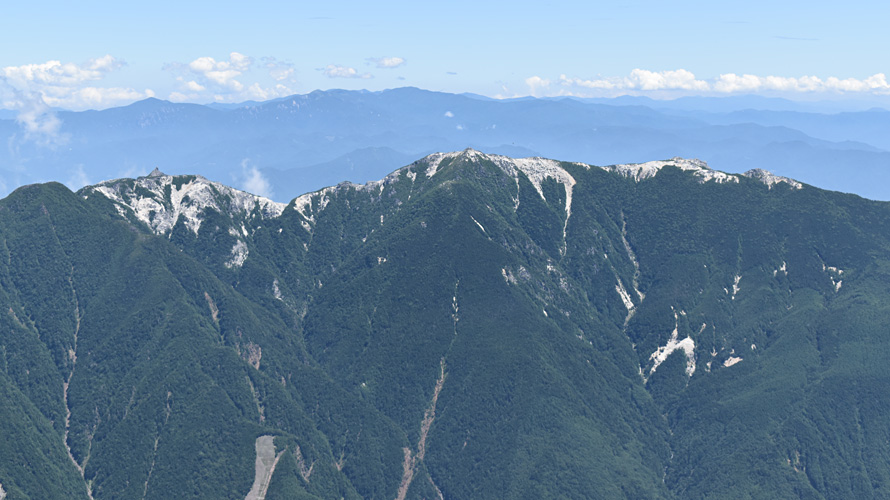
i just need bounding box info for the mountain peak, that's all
[87,152,807,247]
[603,157,739,184]
[85,172,286,237]
[420,150,808,195]
[743,168,804,190]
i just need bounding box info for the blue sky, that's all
[2,0,889,109]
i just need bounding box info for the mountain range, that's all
[2,87,889,203]
[0,150,889,499]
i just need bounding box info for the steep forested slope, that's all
[0,150,888,499]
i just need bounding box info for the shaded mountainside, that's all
[0,150,889,498]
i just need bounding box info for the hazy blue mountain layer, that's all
[2,88,888,202]
[0,150,889,499]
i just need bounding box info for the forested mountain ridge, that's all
[0,150,888,499]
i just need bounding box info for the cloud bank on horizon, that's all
[0,52,415,111]
[0,55,155,110]
[526,69,890,97]
[2,53,890,112]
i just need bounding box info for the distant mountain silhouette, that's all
[1,87,888,201]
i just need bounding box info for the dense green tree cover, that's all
[0,151,888,498]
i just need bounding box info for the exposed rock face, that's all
[743,168,804,189]
[86,172,286,236]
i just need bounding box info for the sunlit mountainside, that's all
[1,150,889,498]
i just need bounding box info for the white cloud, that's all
[710,73,763,93]
[444,111,454,118]
[184,80,205,92]
[368,57,406,69]
[1,78,66,147]
[2,55,123,88]
[165,53,294,103]
[261,57,296,82]
[41,87,155,109]
[168,82,292,104]
[243,83,293,101]
[66,165,90,190]
[168,91,196,103]
[558,69,708,92]
[239,159,273,199]
[15,95,66,147]
[269,66,293,81]
[1,55,150,111]
[629,69,709,91]
[186,52,253,91]
[322,65,372,79]
[713,73,890,94]
[546,69,890,96]
[525,76,551,96]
